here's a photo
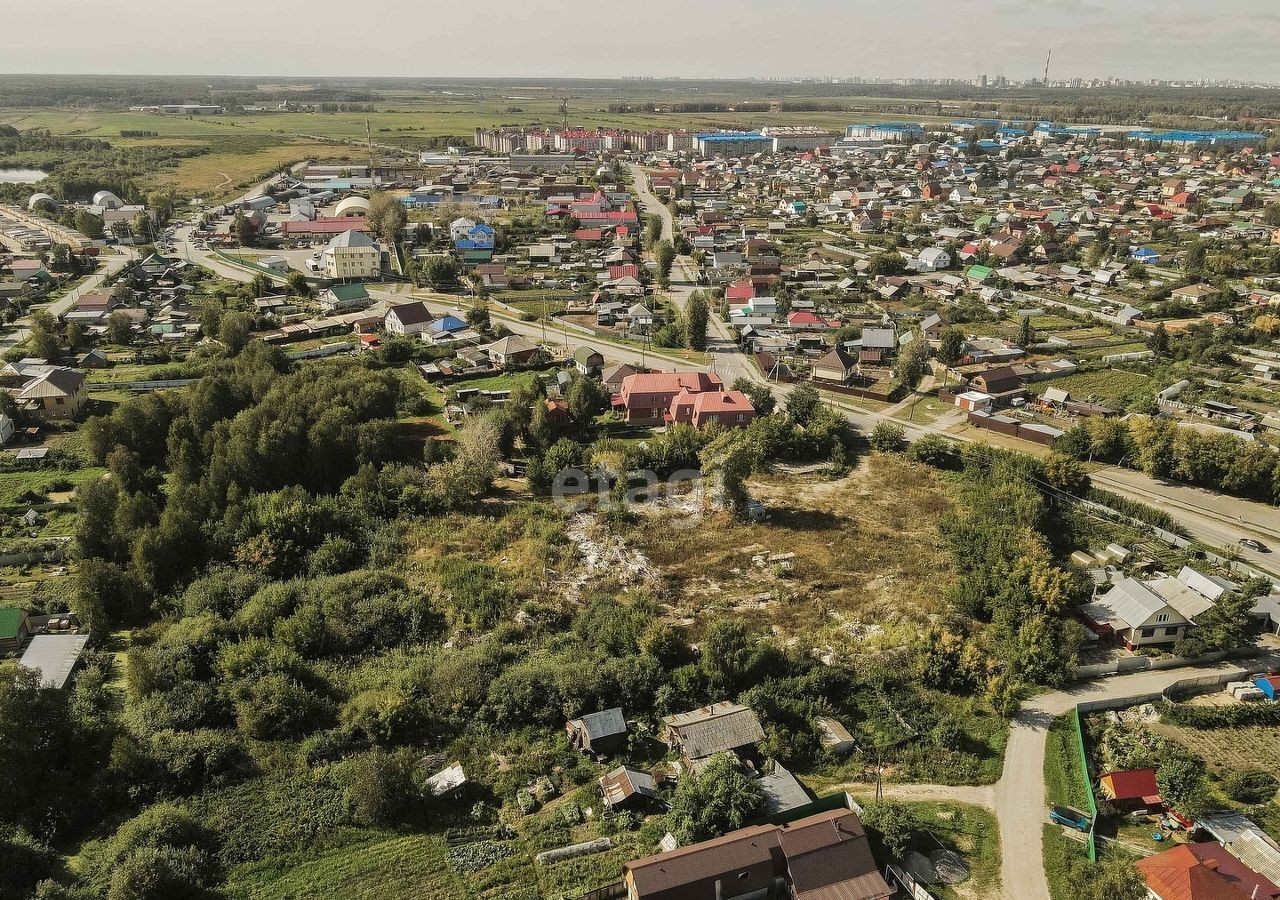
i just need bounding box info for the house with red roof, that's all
[725,279,756,303]
[1099,768,1163,813]
[785,311,835,330]
[613,371,724,423]
[1138,842,1280,900]
[668,389,756,429]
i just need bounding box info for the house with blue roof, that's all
[454,223,495,251]
[429,315,468,334]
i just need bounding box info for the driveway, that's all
[996,653,1279,900]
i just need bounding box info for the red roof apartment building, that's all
[623,808,892,900]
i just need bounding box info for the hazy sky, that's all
[3,0,1279,81]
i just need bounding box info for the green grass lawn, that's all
[0,465,105,507]
[906,802,1002,900]
[1044,714,1093,814]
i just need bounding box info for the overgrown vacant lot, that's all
[1151,721,1280,778]
[629,454,956,644]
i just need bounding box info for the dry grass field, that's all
[628,453,956,646]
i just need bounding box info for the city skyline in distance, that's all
[2,0,1279,83]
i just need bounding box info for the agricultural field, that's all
[1150,721,1280,779]
[0,463,106,507]
[1035,368,1156,409]
[225,834,469,900]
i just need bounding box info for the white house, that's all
[917,247,951,272]
[384,301,433,336]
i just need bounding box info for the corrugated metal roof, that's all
[18,634,89,688]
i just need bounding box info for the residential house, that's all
[812,347,857,383]
[566,708,629,756]
[661,701,765,771]
[917,247,951,272]
[614,371,724,424]
[623,808,892,900]
[602,363,641,393]
[920,313,944,340]
[967,366,1024,402]
[1171,283,1218,306]
[573,346,604,376]
[384,301,433,336]
[13,368,87,420]
[1138,842,1280,900]
[318,282,371,312]
[485,335,540,367]
[667,389,756,429]
[1080,578,1189,649]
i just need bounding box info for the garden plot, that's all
[1149,721,1280,778]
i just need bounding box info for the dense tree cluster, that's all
[1057,414,1280,503]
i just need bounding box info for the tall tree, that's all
[365,192,408,248]
[684,290,709,351]
[1149,321,1170,355]
[1018,316,1035,349]
[654,240,676,289]
[937,328,965,365]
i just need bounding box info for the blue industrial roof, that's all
[696,132,768,141]
[1127,129,1263,143]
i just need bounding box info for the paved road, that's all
[831,652,1278,900]
[0,248,136,354]
[628,163,674,244]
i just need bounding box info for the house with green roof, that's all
[318,282,371,313]
[966,264,995,285]
[573,345,604,376]
[0,606,30,653]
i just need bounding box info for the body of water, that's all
[0,169,48,184]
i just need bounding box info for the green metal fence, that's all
[1070,706,1099,863]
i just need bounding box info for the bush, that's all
[1224,770,1279,804]
[869,422,906,453]
[1160,700,1280,729]
[907,434,961,469]
[861,800,921,859]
